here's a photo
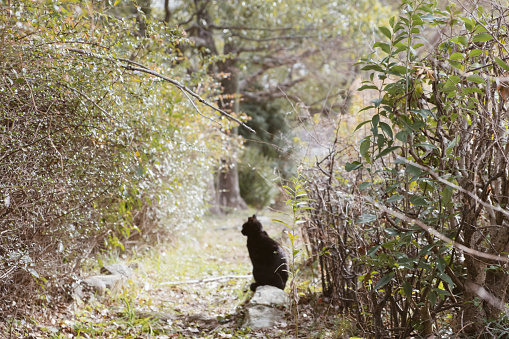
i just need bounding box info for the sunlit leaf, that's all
[374,272,394,290]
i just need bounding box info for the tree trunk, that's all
[215,41,247,211]
[163,0,171,24]
[218,160,247,210]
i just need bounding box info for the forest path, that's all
[68,210,294,338]
[18,210,351,338]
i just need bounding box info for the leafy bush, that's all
[304,0,509,336]
[0,1,228,316]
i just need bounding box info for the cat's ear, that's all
[252,214,257,219]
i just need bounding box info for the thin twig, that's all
[181,90,222,128]
[396,157,509,220]
[159,274,251,286]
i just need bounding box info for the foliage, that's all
[239,101,291,161]
[305,0,509,336]
[237,100,298,208]
[238,147,279,209]
[0,0,231,317]
[146,0,394,209]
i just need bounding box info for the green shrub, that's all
[239,147,278,209]
[0,1,229,316]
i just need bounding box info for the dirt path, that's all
[8,211,351,338]
[70,211,295,338]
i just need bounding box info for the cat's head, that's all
[241,215,263,236]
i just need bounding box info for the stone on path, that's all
[249,285,288,307]
[100,263,134,278]
[242,285,288,330]
[74,263,134,303]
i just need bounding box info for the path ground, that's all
[4,210,355,338]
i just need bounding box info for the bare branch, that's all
[368,197,509,264]
[232,33,319,42]
[396,157,509,220]
[208,24,295,31]
[64,47,255,133]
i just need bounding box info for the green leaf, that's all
[403,281,412,297]
[345,161,363,172]
[448,60,463,69]
[389,16,395,28]
[367,245,381,256]
[446,135,460,155]
[435,287,451,297]
[377,134,386,150]
[379,122,393,139]
[409,195,428,206]
[360,138,371,158]
[495,57,509,72]
[372,114,380,128]
[449,75,461,84]
[272,218,289,227]
[376,146,400,159]
[429,291,437,306]
[356,214,377,224]
[437,257,447,273]
[358,182,372,191]
[466,74,485,84]
[114,0,121,5]
[441,185,453,205]
[418,243,436,257]
[361,64,384,72]
[461,17,474,32]
[391,65,408,74]
[354,120,371,131]
[379,26,392,39]
[440,272,455,287]
[451,35,468,46]
[412,143,438,149]
[387,194,403,202]
[358,85,379,91]
[395,131,408,143]
[468,49,483,57]
[462,87,484,95]
[374,272,395,290]
[373,42,391,54]
[449,52,465,60]
[472,33,493,42]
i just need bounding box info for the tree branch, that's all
[368,198,509,264]
[231,33,320,42]
[159,274,251,285]
[396,157,509,220]
[208,24,295,31]
[64,47,255,133]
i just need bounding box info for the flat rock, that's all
[100,263,134,278]
[82,274,124,295]
[242,285,289,330]
[248,285,288,308]
[242,305,285,330]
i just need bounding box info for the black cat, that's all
[241,215,288,291]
